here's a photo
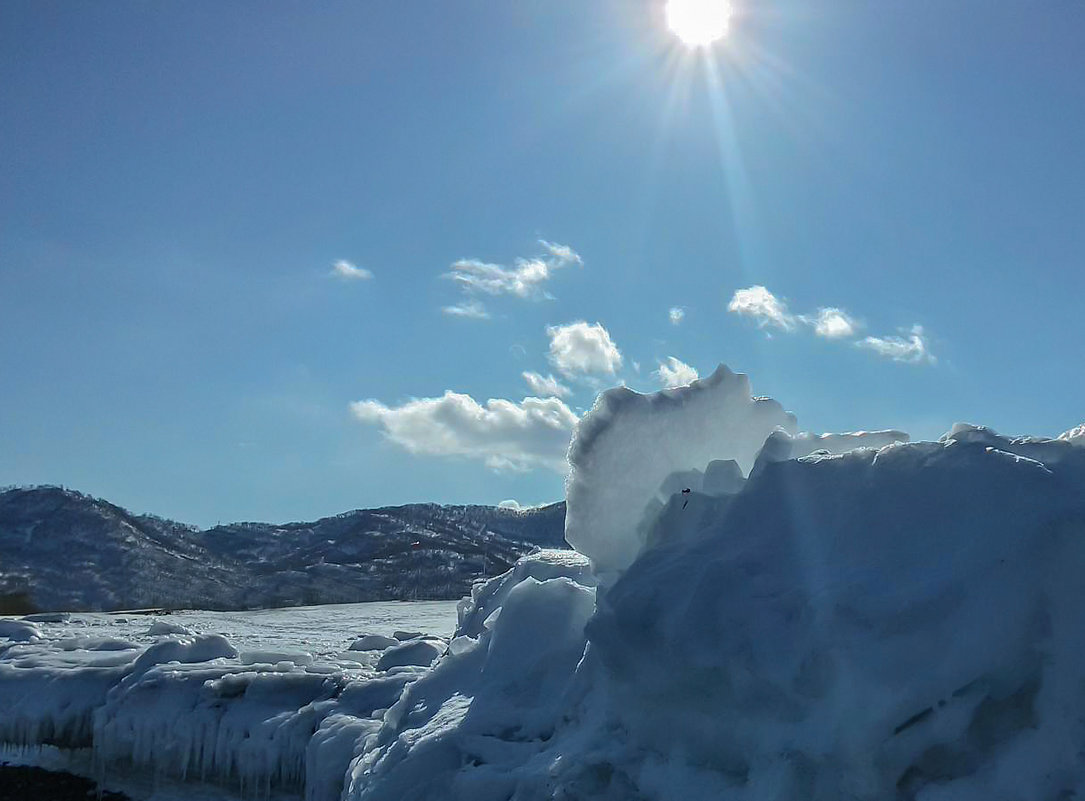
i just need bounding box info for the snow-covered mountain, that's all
[0,486,566,613]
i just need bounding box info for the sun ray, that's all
[702,51,760,279]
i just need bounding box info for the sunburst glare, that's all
[665,0,733,47]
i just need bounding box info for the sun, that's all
[665,0,733,47]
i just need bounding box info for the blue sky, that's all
[2,1,1083,526]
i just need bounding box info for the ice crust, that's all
[3,365,1085,801]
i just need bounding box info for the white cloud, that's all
[546,321,623,377]
[808,307,858,339]
[442,299,490,319]
[858,325,935,364]
[522,371,572,398]
[727,286,796,331]
[351,391,578,473]
[447,258,548,298]
[728,284,936,366]
[655,356,699,388]
[669,306,686,325]
[331,260,373,280]
[442,241,581,320]
[497,499,523,510]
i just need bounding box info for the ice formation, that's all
[0,619,42,642]
[144,620,196,637]
[374,638,445,670]
[3,364,1085,801]
[564,364,907,578]
[565,365,797,577]
[349,635,399,652]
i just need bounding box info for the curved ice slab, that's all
[565,364,797,576]
[564,363,908,579]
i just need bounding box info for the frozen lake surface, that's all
[35,600,461,657]
[1,600,462,801]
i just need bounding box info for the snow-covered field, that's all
[16,600,461,656]
[3,364,1084,801]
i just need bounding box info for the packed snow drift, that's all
[3,364,1084,801]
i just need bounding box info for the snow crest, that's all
[563,364,907,579]
[564,364,797,577]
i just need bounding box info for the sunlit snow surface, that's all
[3,365,1085,801]
[77,601,460,654]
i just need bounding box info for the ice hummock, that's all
[564,364,908,580]
[3,364,1085,801]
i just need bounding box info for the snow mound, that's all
[145,620,196,637]
[349,634,399,652]
[565,364,797,577]
[375,639,445,671]
[128,634,238,678]
[57,637,137,651]
[456,548,593,639]
[0,620,43,642]
[346,571,596,801]
[563,364,907,579]
[23,612,71,623]
[239,649,315,667]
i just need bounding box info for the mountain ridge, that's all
[0,485,567,614]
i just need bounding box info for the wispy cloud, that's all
[522,371,571,398]
[331,260,373,280]
[858,325,935,364]
[351,391,577,472]
[655,356,699,388]
[442,240,582,319]
[442,299,490,319]
[546,321,623,378]
[669,306,686,325]
[727,286,797,331]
